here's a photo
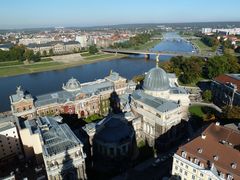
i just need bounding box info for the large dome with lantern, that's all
[143,66,170,91]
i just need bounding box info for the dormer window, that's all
[220,172,225,179]
[194,158,199,165]
[213,155,219,161]
[198,148,203,153]
[227,174,233,180]
[200,162,204,168]
[231,163,237,169]
[181,151,187,158]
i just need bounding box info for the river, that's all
[0,32,194,112]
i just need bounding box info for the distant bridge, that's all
[102,49,212,58]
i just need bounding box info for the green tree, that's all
[206,55,240,79]
[178,57,204,84]
[201,35,219,47]
[222,106,240,120]
[9,45,26,61]
[42,50,47,57]
[49,49,54,56]
[202,90,212,102]
[24,49,34,62]
[88,45,98,55]
[206,56,229,78]
[32,51,41,62]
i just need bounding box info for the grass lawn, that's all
[189,105,217,121]
[191,39,215,54]
[0,61,63,77]
[84,114,103,123]
[189,105,205,118]
[80,52,91,57]
[0,53,127,77]
[0,60,23,67]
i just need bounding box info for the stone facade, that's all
[125,63,190,147]
[211,74,240,107]
[0,116,23,166]
[27,41,81,55]
[9,71,128,120]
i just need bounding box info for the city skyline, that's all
[1,0,240,29]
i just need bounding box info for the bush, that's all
[202,90,212,102]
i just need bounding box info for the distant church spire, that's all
[156,54,159,68]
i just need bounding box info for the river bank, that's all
[0,53,128,78]
[0,39,161,78]
[0,32,194,112]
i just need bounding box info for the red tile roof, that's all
[177,123,240,179]
[214,74,240,92]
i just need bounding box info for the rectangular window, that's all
[184,171,188,176]
[192,175,195,179]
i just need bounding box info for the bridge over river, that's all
[102,49,212,59]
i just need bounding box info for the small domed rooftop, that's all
[62,77,81,92]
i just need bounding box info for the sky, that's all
[0,0,240,29]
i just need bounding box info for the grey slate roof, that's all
[0,115,16,132]
[228,74,240,80]
[131,90,179,113]
[105,72,121,82]
[39,117,82,156]
[35,90,75,107]
[10,87,33,103]
[169,87,188,94]
[81,81,113,94]
[35,80,113,107]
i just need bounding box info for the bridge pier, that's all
[144,54,150,60]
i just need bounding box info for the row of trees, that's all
[110,33,152,49]
[201,35,219,47]
[160,54,240,84]
[0,45,41,62]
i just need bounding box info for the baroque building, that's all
[172,122,240,180]
[211,74,240,107]
[82,114,137,173]
[10,71,128,120]
[17,116,87,180]
[126,57,190,146]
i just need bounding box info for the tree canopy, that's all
[222,106,240,120]
[0,45,40,62]
[111,33,152,49]
[206,54,240,78]
[201,35,219,47]
[88,45,98,55]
